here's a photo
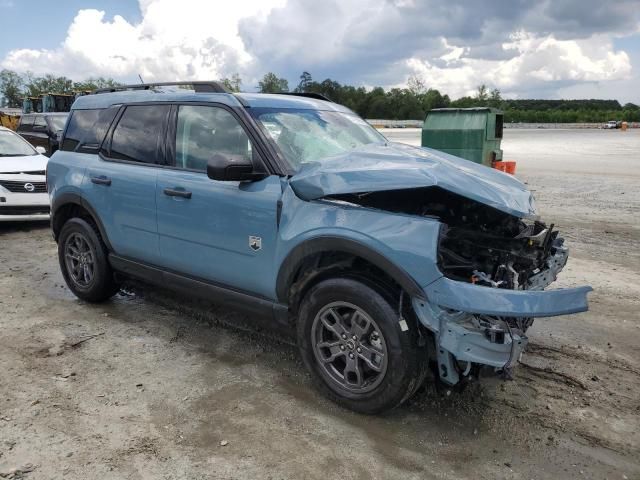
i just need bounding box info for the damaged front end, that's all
[437,197,568,292]
[328,186,591,386]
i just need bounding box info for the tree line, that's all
[256,72,640,123]
[0,69,123,107]
[2,68,639,123]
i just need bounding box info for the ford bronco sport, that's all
[47,81,591,413]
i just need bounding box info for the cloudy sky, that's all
[1,0,639,102]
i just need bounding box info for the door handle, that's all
[90,176,111,186]
[163,188,192,199]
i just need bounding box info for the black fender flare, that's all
[275,235,425,303]
[51,193,113,251]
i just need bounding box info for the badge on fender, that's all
[249,236,262,251]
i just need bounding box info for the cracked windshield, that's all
[250,108,385,170]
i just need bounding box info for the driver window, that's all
[175,105,253,172]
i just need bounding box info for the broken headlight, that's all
[438,218,562,290]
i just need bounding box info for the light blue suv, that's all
[47,82,591,413]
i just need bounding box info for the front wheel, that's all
[297,278,426,414]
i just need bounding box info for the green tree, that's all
[475,84,489,103]
[422,89,450,112]
[24,74,74,96]
[488,88,502,108]
[0,69,24,108]
[364,87,388,118]
[295,71,312,93]
[407,75,426,96]
[221,73,242,92]
[73,77,122,92]
[258,72,289,93]
[450,96,476,108]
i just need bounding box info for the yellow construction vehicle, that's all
[0,110,20,130]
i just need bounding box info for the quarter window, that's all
[110,105,169,164]
[174,105,252,171]
[62,108,117,152]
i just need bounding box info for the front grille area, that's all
[0,205,50,215]
[0,180,47,193]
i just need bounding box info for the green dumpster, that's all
[421,107,503,167]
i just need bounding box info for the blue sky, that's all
[1,0,639,103]
[0,1,140,54]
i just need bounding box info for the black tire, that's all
[297,278,426,414]
[58,217,118,302]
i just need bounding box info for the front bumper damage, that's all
[412,247,592,385]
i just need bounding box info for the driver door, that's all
[155,104,282,299]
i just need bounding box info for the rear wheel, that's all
[297,278,425,414]
[58,217,118,302]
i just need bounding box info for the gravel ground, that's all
[1,129,638,479]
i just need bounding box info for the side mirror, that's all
[206,153,267,182]
[35,146,46,154]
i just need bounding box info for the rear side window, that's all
[62,108,117,153]
[109,105,169,164]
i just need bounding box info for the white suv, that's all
[0,126,50,221]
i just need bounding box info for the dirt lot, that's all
[1,129,639,479]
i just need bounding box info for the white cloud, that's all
[1,0,285,82]
[406,32,632,98]
[0,0,637,102]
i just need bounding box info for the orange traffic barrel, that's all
[504,161,516,174]
[493,161,516,174]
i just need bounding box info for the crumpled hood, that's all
[289,143,537,219]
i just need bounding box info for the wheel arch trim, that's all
[51,193,113,251]
[276,235,426,303]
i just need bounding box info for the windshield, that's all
[249,108,386,171]
[49,115,68,131]
[0,130,37,157]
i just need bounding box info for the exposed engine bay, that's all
[328,186,567,294]
[329,186,573,384]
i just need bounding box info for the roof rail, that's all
[92,81,230,94]
[277,92,333,102]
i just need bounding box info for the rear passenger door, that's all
[155,104,282,298]
[87,104,170,266]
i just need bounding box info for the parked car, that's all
[603,120,618,129]
[0,126,50,221]
[47,82,591,413]
[17,112,69,156]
